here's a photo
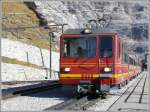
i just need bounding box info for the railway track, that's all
[124,74,145,103]
[75,95,102,111]
[124,73,147,103]
[44,97,82,110]
[107,72,147,111]
[45,73,147,111]
[2,81,61,100]
[139,74,147,103]
[44,93,105,111]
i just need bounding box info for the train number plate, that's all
[80,80,91,84]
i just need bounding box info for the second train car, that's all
[59,28,141,94]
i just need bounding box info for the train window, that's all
[63,36,96,58]
[99,36,112,58]
[123,53,127,63]
[122,43,128,64]
[118,39,121,59]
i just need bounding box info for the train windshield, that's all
[99,36,113,58]
[63,36,96,58]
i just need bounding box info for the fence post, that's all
[39,48,45,66]
[26,52,29,64]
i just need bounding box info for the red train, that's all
[59,28,141,93]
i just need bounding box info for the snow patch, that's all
[2,38,59,71]
[2,63,58,81]
[1,38,59,81]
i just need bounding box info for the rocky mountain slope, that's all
[34,1,148,57]
[2,1,148,56]
[2,1,149,59]
[2,2,57,50]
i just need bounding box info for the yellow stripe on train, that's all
[60,73,129,78]
[112,73,129,78]
[60,74,81,78]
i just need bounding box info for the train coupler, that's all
[77,83,96,94]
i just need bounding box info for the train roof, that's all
[63,28,119,35]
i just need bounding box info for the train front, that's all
[59,29,100,94]
[60,29,114,93]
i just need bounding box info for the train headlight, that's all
[64,67,70,72]
[82,28,92,34]
[104,67,112,72]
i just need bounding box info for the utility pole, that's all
[46,24,68,79]
[2,12,68,79]
[49,32,52,78]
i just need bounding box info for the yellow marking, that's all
[60,73,129,79]
[60,74,81,78]
[60,74,99,79]
[112,73,129,78]
[93,74,99,78]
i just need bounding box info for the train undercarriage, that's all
[76,73,140,96]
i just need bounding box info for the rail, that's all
[2,81,61,100]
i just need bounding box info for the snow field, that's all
[1,38,59,81]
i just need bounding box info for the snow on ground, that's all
[1,38,59,81]
[2,38,59,71]
[89,95,120,111]
[88,72,144,111]
[1,62,58,82]
[1,94,64,111]
[1,86,75,111]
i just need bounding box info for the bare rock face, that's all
[2,1,148,59]
[34,1,148,58]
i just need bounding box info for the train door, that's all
[117,37,123,83]
[98,34,114,92]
